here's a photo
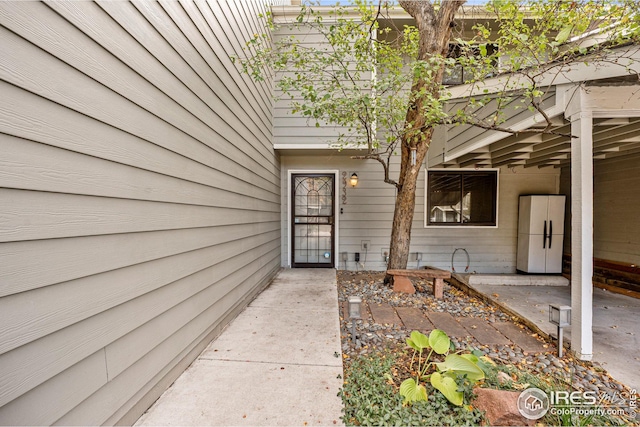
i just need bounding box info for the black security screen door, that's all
[292,174,335,268]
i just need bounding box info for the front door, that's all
[291,174,335,268]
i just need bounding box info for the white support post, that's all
[570,112,594,361]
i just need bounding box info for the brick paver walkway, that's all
[367,302,402,325]
[395,307,434,331]
[425,312,469,338]
[457,317,511,346]
[492,322,548,353]
[358,302,548,354]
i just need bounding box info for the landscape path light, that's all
[348,296,362,344]
[549,304,571,357]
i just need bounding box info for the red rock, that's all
[473,388,535,426]
[392,276,415,294]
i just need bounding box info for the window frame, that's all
[424,168,499,228]
[442,43,499,86]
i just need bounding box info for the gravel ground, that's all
[337,270,638,421]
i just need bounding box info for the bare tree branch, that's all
[350,153,399,188]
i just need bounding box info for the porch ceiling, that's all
[439,115,640,169]
[434,45,640,169]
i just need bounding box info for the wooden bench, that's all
[387,268,451,299]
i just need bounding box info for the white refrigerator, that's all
[517,195,566,274]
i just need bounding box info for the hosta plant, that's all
[400,329,485,406]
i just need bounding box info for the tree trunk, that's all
[387,0,465,273]
[387,131,431,270]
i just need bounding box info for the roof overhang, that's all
[430,45,640,170]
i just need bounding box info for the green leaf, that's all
[430,371,463,406]
[407,330,430,351]
[435,354,485,382]
[428,329,450,355]
[555,26,572,44]
[459,353,479,364]
[399,378,428,404]
[406,337,419,351]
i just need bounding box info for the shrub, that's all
[400,330,486,406]
[340,352,485,426]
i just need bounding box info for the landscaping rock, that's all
[497,371,512,385]
[392,276,416,294]
[473,388,535,426]
[337,270,636,427]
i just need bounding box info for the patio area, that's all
[455,274,640,391]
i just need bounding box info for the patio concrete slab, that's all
[200,305,340,366]
[456,274,640,390]
[135,269,344,426]
[134,359,342,426]
[469,274,569,286]
[250,268,340,309]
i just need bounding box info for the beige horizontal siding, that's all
[562,152,640,265]
[0,228,279,353]
[0,18,278,192]
[272,24,372,149]
[0,0,279,425]
[0,239,278,405]
[281,154,559,272]
[0,189,279,242]
[0,89,276,203]
[0,135,280,210]
[1,222,279,298]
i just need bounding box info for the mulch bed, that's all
[337,270,635,405]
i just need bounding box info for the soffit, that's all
[435,48,640,170]
[436,113,640,170]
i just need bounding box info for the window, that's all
[427,170,497,226]
[443,44,497,86]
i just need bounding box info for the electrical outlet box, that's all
[361,240,370,251]
[355,252,360,262]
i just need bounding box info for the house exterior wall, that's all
[0,1,280,425]
[281,154,560,273]
[272,11,562,275]
[272,24,371,150]
[420,166,561,273]
[281,154,390,269]
[561,152,640,265]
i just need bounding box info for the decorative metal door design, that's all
[291,174,335,268]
